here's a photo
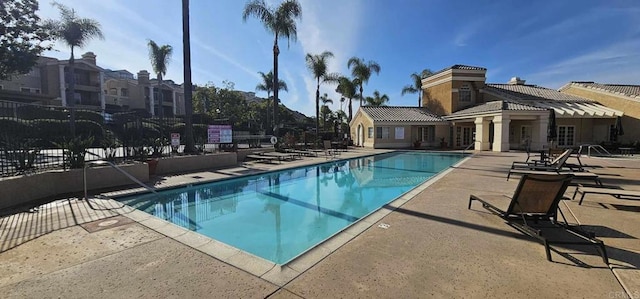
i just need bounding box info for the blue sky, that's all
[37,0,640,117]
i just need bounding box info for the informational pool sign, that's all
[208,125,233,143]
[171,133,180,147]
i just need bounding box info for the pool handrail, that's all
[578,144,612,157]
[83,157,157,200]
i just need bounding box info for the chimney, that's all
[81,52,97,65]
[137,70,150,84]
[508,77,526,85]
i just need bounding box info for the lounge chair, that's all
[468,174,608,263]
[245,154,279,164]
[511,149,572,171]
[508,169,602,186]
[572,184,640,205]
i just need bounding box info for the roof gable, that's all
[484,84,592,102]
[563,82,640,99]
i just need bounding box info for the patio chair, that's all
[323,140,338,158]
[468,174,608,263]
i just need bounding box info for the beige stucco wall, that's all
[563,86,640,143]
[423,82,452,115]
[0,163,148,209]
[350,111,374,147]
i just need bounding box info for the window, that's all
[109,88,117,95]
[368,127,373,138]
[459,84,471,102]
[120,88,128,97]
[395,127,405,140]
[418,126,435,142]
[376,127,390,139]
[557,125,575,147]
[21,88,30,93]
[0,85,3,90]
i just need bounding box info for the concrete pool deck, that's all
[1,149,639,298]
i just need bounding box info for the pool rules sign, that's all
[208,125,233,143]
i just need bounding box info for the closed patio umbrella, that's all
[615,116,624,136]
[548,109,557,142]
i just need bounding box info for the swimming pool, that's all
[118,151,465,264]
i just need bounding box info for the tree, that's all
[320,93,334,132]
[0,0,52,80]
[335,76,357,122]
[182,0,196,153]
[256,70,288,129]
[305,51,338,137]
[243,0,302,136]
[44,1,103,136]
[347,57,380,106]
[365,90,389,107]
[147,40,173,118]
[401,69,433,107]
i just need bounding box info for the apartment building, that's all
[0,52,185,116]
[0,52,104,109]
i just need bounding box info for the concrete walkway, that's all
[0,150,639,298]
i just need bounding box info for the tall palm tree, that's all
[347,57,380,106]
[256,70,288,130]
[45,2,103,136]
[320,93,333,131]
[243,0,301,136]
[147,40,173,118]
[335,76,357,122]
[182,0,196,153]
[401,69,433,107]
[305,51,339,138]
[365,90,389,107]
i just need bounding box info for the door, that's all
[357,124,363,146]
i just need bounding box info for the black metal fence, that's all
[0,100,240,177]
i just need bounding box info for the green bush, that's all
[55,136,95,169]
[16,105,67,120]
[76,110,104,125]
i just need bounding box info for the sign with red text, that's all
[207,125,233,143]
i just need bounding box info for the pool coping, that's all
[96,151,473,287]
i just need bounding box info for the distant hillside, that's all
[239,91,311,123]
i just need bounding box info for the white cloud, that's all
[294,0,364,115]
[525,40,640,88]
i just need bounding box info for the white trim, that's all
[422,76,486,89]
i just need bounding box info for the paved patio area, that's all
[1,149,639,298]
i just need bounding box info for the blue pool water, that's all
[118,151,465,264]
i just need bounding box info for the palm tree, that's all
[256,70,288,130]
[347,57,381,106]
[45,2,103,136]
[243,0,302,136]
[182,0,196,153]
[320,93,333,132]
[335,76,357,122]
[305,51,339,138]
[147,40,173,118]
[365,90,389,107]
[401,69,433,107]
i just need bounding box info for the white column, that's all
[474,117,491,151]
[173,90,177,116]
[59,65,66,106]
[492,114,511,152]
[532,113,549,151]
[149,86,155,116]
[99,72,105,111]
